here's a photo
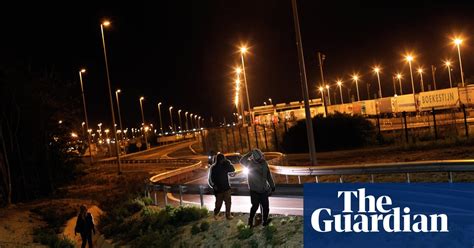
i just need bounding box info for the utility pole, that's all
[317,52,328,116]
[292,0,317,165]
[431,65,437,90]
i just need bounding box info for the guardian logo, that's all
[304,184,474,248]
[311,188,448,233]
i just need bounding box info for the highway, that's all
[131,140,304,215]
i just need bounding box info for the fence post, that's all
[376,114,382,143]
[406,173,411,183]
[298,176,301,184]
[403,111,409,143]
[432,107,438,140]
[246,126,251,151]
[231,127,237,152]
[315,176,319,183]
[199,185,205,207]
[263,125,269,151]
[272,121,279,151]
[238,126,244,153]
[286,175,289,183]
[253,125,259,149]
[448,172,454,183]
[179,185,187,206]
[163,185,171,206]
[463,104,469,137]
[339,175,344,183]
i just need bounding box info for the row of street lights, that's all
[318,37,467,105]
[76,20,205,174]
[233,46,253,126]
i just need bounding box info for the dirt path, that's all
[0,203,47,247]
[62,205,103,248]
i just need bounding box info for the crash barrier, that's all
[144,183,302,206]
[99,158,201,165]
[268,159,474,184]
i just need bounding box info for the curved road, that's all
[142,141,303,215]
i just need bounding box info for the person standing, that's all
[208,153,236,220]
[75,205,96,248]
[240,149,275,227]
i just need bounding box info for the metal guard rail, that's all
[268,159,474,176]
[146,183,302,196]
[99,158,201,165]
[149,160,202,183]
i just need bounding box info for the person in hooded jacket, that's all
[208,153,236,220]
[240,148,275,227]
[75,205,95,248]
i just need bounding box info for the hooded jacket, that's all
[240,150,275,193]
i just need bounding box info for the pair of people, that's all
[208,149,275,227]
[74,205,96,248]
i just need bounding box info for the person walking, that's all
[208,153,236,220]
[240,148,275,227]
[75,205,96,248]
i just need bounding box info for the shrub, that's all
[33,228,75,247]
[191,223,201,235]
[141,197,154,206]
[170,206,208,225]
[237,226,253,240]
[282,112,376,152]
[264,223,277,241]
[236,219,245,231]
[249,239,259,248]
[200,221,210,232]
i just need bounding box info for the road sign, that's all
[419,88,459,110]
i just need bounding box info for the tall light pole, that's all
[78,69,93,164]
[405,55,416,94]
[352,74,360,101]
[139,96,148,149]
[373,66,382,98]
[178,109,182,131]
[185,111,189,131]
[157,102,163,134]
[326,85,331,105]
[444,60,453,88]
[453,38,465,87]
[235,67,245,125]
[190,114,194,129]
[169,106,174,131]
[239,46,253,126]
[198,116,202,129]
[115,89,124,140]
[417,68,425,92]
[100,20,121,174]
[396,73,403,95]
[337,80,344,104]
[292,0,317,165]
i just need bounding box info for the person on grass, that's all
[208,153,236,220]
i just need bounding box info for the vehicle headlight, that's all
[243,167,249,175]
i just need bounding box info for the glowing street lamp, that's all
[444,60,453,88]
[337,80,344,104]
[139,97,146,127]
[404,55,416,94]
[352,74,360,101]
[100,19,121,173]
[417,68,425,92]
[453,38,465,87]
[373,66,382,98]
[178,109,182,131]
[115,89,124,140]
[239,45,253,125]
[396,73,403,95]
[185,111,189,131]
[190,114,194,129]
[157,102,163,134]
[78,68,93,164]
[325,85,331,105]
[169,106,174,131]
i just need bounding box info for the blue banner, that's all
[304,183,474,247]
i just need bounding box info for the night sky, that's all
[2,1,474,129]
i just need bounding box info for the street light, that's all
[336,80,344,104]
[396,73,403,95]
[115,89,124,140]
[100,19,121,174]
[157,102,163,134]
[404,54,416,94]
[178,109,182,131]
[190,114,194,129]
[352,74,360,101]
[239,45,253,126]
[444,60,453,88]
[417,68,425,92]
[185,111,189,131]
[325,85,331,105]
[268,98,273,105]
[169,106,174,131]
[78,68,93,164]
[373,66,382,98]
[453,37,465,87]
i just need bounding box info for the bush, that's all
[141,197,154,206]
[264,224,277,241]
[33,228,75,247]
[237,226,253,240]
[282,112,376,152]
[191,223,201,235]
[248,239,259,248]
[200,221,210,232]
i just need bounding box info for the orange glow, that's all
[102,20,111,27]
[453,38,463,45]
[352,74,359,81]
[405,54,414,62]
[373,67,381,73]
[396,73,402,79]
[80,69,86,73]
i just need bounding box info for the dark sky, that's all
[2,1,474,129]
